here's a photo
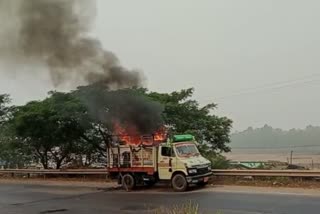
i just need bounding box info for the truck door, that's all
[158,146,174,180]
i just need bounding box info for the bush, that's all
[154,201,199,214]
[203,152,230,169]
[154,201,222,214]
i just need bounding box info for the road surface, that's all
[0,183,320,214]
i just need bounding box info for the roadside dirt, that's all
[0,176,118,189]
[1,174,320,193]
[212,176,320,189]
[207,185,320,196]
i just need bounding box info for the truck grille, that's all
[197,167,209,175]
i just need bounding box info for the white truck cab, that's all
[158,135,213,191]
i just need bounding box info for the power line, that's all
[215,73,320,100]
[228,73,320,93]
[217,79,320,100]
[232,144,320,149]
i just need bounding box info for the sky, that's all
[1,0,320,131]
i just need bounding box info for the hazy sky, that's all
[1,0,320,131]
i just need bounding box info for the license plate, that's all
[204,177,209,182]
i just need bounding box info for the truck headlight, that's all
[208,165,212,171]
[188,169,197,174]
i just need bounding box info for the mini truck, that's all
[107,134,213,192]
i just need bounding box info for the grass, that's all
[154,201,222,214]
[154,201,199,214]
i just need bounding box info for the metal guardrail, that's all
[0,169,109,175]
[1,169,320,177]
[212,169,320,177]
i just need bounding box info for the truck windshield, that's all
[175,144,199,157]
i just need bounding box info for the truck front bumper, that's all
[186,172,213,184]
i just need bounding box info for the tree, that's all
[201,147,230,169]
[0,94,32,168]
[231,125,320,152]
[2,86,233,169]
[12,92,91,169]
[0,94,11,125]
[75,86,232,154]
[142,88,233,153]
[0,125,33,168]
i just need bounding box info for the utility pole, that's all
[290,151,293,165]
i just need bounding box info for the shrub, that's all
[154,201,223,214]
[154,201,199,214]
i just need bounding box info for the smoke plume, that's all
[0,0,142,88]
[75,84,164,135]
[1,0,164,134]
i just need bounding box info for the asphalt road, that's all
[0,183,320,214]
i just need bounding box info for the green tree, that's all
[202,150,230,169]
[12,92,91,169]
[74,85,232,154]
[143,88,233,153]
[0,94,11,125]
[0,125,33,168]
[2,86,233,169]
[0,94,32,168]
[74,85,232,155]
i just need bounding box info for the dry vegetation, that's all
[154,201,222,214]
[213,176,320,188]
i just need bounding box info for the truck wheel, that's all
[171,173,188,192]
[122,174,135,191]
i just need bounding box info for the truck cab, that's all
[158,135,213,191]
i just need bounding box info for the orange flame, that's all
[153,128,167,142]
[113,122,167,146]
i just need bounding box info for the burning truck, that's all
[107,129,213,192]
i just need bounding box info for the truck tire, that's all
[122,174,135,191]
[171,173,188,192]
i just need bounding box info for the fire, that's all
[153,128,167,142]
[113,122,167,146]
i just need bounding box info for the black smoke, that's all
[1,0,163,134]
[0,0,142,88]
[75,84,164,135]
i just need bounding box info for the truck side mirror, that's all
[169,158,172,167]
